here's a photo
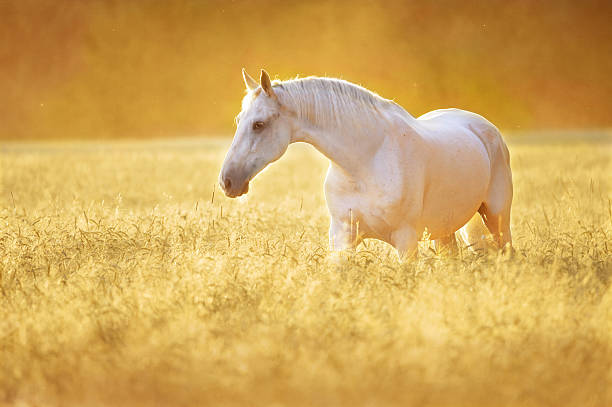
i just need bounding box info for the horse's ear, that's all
[242,68,258,90]
[260,69,276,100]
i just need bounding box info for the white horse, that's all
[219,69,513,258]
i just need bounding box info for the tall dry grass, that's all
[0,132,610,406]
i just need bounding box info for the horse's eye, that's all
[252,121,265,131]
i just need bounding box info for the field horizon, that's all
[1,131,611,406]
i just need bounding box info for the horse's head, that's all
[219,69,292,198]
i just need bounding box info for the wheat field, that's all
[0,132,611,407]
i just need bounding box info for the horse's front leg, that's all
[391,226,418,261]
[328,216,362,252]
[327,216,363,264]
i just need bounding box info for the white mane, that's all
[242,77,410,132]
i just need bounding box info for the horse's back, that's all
[417,108,509,165]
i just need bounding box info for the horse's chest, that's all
[325,168,406,239]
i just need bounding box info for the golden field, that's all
[0,132,610,406]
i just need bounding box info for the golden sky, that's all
[1,0,611,139]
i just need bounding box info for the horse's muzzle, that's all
[219,173,249,198]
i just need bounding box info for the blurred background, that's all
[1,0,610,140]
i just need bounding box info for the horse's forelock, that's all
[239,76,400,132]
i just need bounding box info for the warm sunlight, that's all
[1,2,610,407]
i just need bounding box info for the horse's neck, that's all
[292,126,370,176]
[292,106,417,176]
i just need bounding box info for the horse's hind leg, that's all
[480,136,513,249]
[478,203,512,249]
[433,233,458,255]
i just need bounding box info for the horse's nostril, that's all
[224,177,232,190]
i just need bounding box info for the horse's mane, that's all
[244,76,409,131]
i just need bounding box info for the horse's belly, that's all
[421,196,485,239]
[419,139,491,238]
